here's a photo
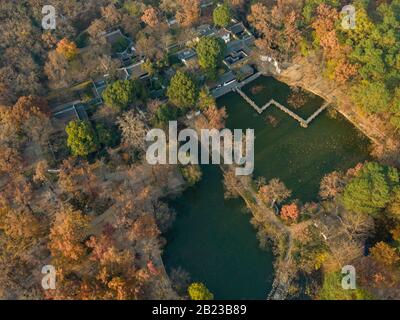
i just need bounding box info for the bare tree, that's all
[339,209,374,241]
[223,168,241,199]
[258,178,292,207]
[117,110,147,152]
[319,171,346,200]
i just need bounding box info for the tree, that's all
[339,210,374,241]
[188,282,214,300]
[203,105,227,130]
[333,58,358,84]
[87,19,107,39]
[302,0,340,23]
[0,147,23,175]
[342,162,397,216]
[23,109,52,146]
[198,88,216,110]
[390,114,400,131]
[101,4,122,26]
[223,168,241,199]
[56,38,78,61]
[124,0,146,17]
[0,96,51,147]
[370,242,400,267]
[66,120,98,157]
[391,225,400,242]
[196,36,226,78]
[247,3,281,58]
[181,165,202,186]
[213,4,231,28]
[351,81,392,114]
[117,110,147,151]
[228,0,246,11]
[311,4,340,59]
[12,96,50,125]
[340,2,400,113]
[280,203,299,222]
[388,187,400,220]
[135,30,165,61]
[0,207,41,241]
[102,80,146,111]
[129,214,160,241]
[44,49,69,89]
[141,7,160,27]
[167,71,198,108]
[142,59,155,77]
[152,104,181,127]
[170,267,191,295]
[319,171,346,200]
[283,10,302,57]
[176,0,200,27]
[58,158,101,200]
[1,174,35,213]
[258,178,292,207]
[33,160,55,192]
[311,3,358,83]
[48,206,91,264]
[95,123,118,148]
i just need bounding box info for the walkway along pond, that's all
[234,87,330,127]
[163,75,371,299]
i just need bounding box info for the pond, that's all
[163,165,275,300]
[163,76,371,299]
[223,76,371,201]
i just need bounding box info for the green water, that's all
[222,76,371,201]
[241,75,324,119]
[164,76,370,299]
[164,165,275,300]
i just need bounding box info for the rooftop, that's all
[216,71,237,87]
[120,60,149,80]
[228,22,246,37]
[216,29,231,43]
[104,29,127,46]
[197,24,217,37]
[226,40,251,55]
[177,49,197,61]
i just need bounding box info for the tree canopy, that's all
[66,120,98,157]
[56,38,78,61]
[196,36,226,78]
[342,162,399,216]
[213,4,231,27]
[188,282,214,300]
[167,71,198,108]
[102,80,146,111]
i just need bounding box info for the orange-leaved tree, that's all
[56,38,78,61]
[280,203,299,222]
[141,7,160,27]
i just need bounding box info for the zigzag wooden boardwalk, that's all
[234,88,330,128]
[270,99,308,127]
[305,101,330,125]
[235,87,263,113]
